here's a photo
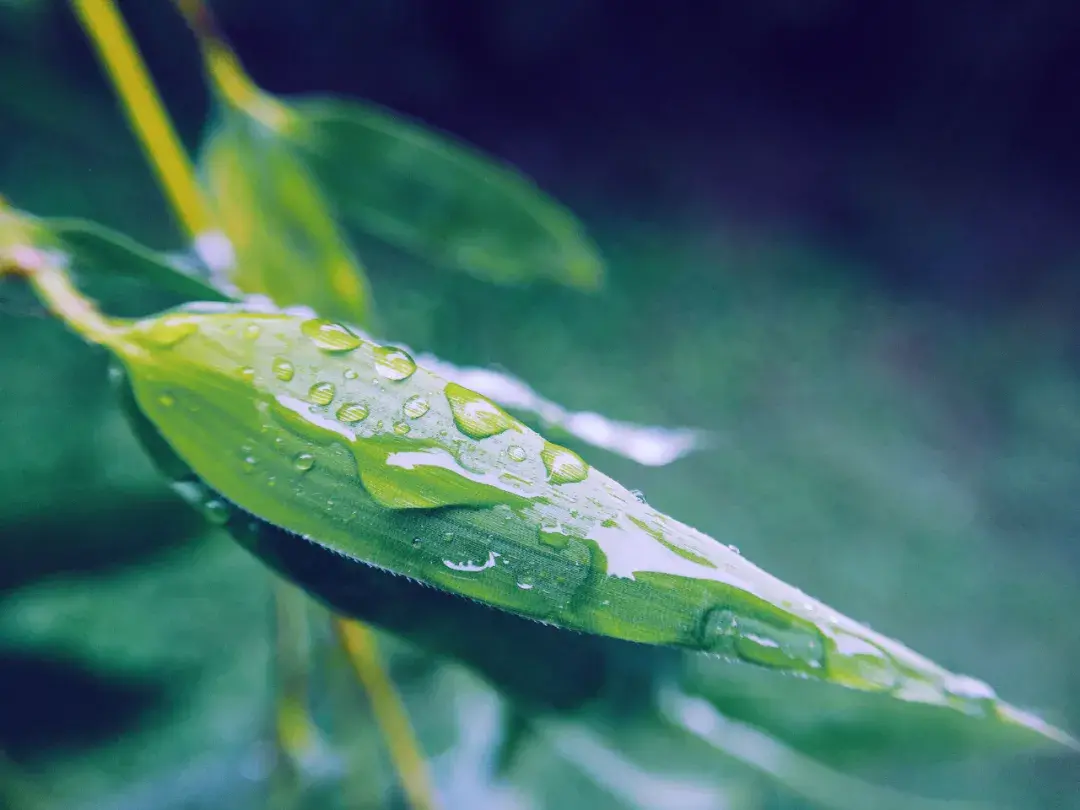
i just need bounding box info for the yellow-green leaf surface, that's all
[281,97,604,289]
[199,109,373,326]
[104,305,1074,749]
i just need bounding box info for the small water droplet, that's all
[541,441,589,484]
[272,357,294,381]
[403,395,430,419]
[239,366,256,382]
[202,499,230,526]
[308,381,336,406]
[301,318,361,352]
[507,445,527,462]
[393,421,411,436]
[242,455,258,472]
[293,453,315,472]
[630,489,647,504]
[336,402,369,423]
[243,323,261,340]
[147,316,197,348]
[517,581,535,590]
[727,544,741,555]
[412,538,422,548]
[158,393,175,408]
[344,368,358,380]
[373,346,416,381]
[443,550,499,572]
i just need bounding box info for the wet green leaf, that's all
[198,108,374,327]
[102,305,1075,750]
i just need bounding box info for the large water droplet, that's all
[373,346,416,381]
[344,368,358,380]
[403,395,430,419]
[393,422,411,436]
[272,357,295,381]
[825,630,901,692]
[308,381,336,406]
[202,498,230,526]
[293,453,315,472]
[336,402,369,423]
[701,608,825,674]
[507,445,527,462]
[541,441,589,484]
[147,316,197,348]
[444,383,516,439]
[301,318,361,352]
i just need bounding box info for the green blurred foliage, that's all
[1,2,1078,809]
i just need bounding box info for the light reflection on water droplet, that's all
[243,323,261,340]
[701,607,825,674]
[443,550,500,572]
[239,366,256,382]
[541,441,589,484]
[308,381,335,406]
[336,402,369,423]
[147,316,197,348]
[344,368,358,380]
[158,393,175,408]
[403,395,430,419]
[393,422,411,436]
[272,357,295,381]
[301,318,361,352]
[507,445,527,462]
[293,453,315,471]
[373,346,416,381]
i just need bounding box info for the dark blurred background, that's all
[1,1,1079,808]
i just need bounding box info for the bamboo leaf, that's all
[101,305,1075,751]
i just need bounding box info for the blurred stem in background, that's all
[63,0,437,807]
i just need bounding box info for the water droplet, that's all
[630,489,648,503]
[727,544,741,555]
[507,445,527,462]
[201,499,230,526]
[373,346,416,380]
[238,366,256,382]
[517,581,535,590]
[701,608,825,674]
[393,422,411,436]
[293,453,315,472]
[344,368,358,380]
[541,441,589,484]
[147,316,197,348]
[403,395,430,419]
[242,455,258,472]
[301,318,361,352]
[308,381,336,406]
[412,537,423,548]
[243,323,261,340]
[825,630,901,692]
[158,393,175,408]
[336,402,369,423]
[443,550,499,572]
[272,357,294,381]
[444,383,516,439]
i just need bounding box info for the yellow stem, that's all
[169,0,289,131]
[335,619,440,810]
[68,0,214,240]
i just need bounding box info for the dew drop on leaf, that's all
[336,402,369,423]
[403,395,430,419]
[293,452,316,472]
[701,608,826,675]
[158,393,175,408]
[541,441,589,484]
[272,357,295,381]
[308,381,336,406]
[344,368,358,380]
[147,316,197,348]
[373,346,416,381]
[630,488,647,504]
[301,318,362,352]
[445,382,516,439]
[243,324,261,340]
[239,366,256,382]
[393,421,411,436]
[507,445,527,462]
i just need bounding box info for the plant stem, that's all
[335,618,441,810]
[68,0,216,242]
